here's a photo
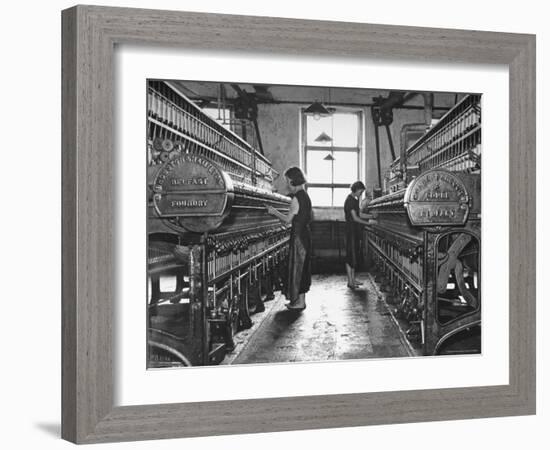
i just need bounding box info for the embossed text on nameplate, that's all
[404,170,470,226]
[152,154,232,217]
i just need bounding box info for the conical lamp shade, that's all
[304,101,331,117]
[323,153,335,161]
[315,132,333,143]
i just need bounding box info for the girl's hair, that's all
[350,181,366,193]
[284,166,307,186]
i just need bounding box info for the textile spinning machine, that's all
[146,80,291,367]
[365,94,482,355]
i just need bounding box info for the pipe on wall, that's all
[398,93,434,177]
[423,92,434,126]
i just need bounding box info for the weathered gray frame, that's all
[62,5,536,444]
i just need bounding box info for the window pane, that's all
[306,116,332,147]
[306,113,359,148]
[332,151,359,183]
[201,107,231,130]
[332,113,359,147]
[333,188,351,207]
[308,187,332,207]
[306,150,332,183]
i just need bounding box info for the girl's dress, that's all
[284,189,312,303]
[344,194,361,268]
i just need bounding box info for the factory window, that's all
[302,110,363,207]
[202,107,232,130]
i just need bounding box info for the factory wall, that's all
[363,107,427,195]
[258,102,431,209]
[257,103,302,194]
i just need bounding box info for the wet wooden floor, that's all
[224,273,413,365]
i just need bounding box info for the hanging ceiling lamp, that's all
[305,87,334,120]
[315,131,333,143]
[323,99,335,165]
[304,101,331,120]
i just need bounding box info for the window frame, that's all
[301,108,364,207]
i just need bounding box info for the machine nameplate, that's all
[153,155,232,218]
[404,170,470,226]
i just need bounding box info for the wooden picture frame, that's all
[61,5,536,444]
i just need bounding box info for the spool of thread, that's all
[162,138,174,152]
[153,137,164,151]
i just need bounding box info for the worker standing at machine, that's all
[344,181,376,289]
[266,167,312,311]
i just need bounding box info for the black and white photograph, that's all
[146,80,482,368]
[3,0,545,447]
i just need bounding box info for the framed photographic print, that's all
[62,5,536,444]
